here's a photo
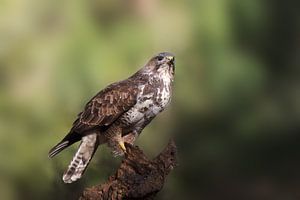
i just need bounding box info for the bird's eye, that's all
[157,56,164,61]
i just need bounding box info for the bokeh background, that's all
[0,0,299,199]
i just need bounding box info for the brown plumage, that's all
[49,52,175,183]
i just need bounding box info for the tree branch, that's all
[79,140,177,200]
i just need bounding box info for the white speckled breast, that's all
[123,85,158,125]
[122,77,172,129]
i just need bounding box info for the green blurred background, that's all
[0,0,299,199]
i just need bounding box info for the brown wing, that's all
[48,79,139,158]
[71,80,138,133]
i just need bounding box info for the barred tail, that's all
[62,134,98,183]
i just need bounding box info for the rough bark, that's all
[79,140,177,200]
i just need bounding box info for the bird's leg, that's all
[118,140,126,152]
[122,131,139,145]
[106,126,128,156]
[114,131,139,156]
[115,131,139,154]
[106,127,138,156]
[107,135,126,157]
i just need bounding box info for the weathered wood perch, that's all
[79,140,177,200]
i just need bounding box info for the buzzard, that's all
[49,52,175,183]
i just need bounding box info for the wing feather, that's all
[49,80,139,158]
[71,80,138,133]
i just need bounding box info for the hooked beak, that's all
[166,56,175,65]
[166,55,175,74]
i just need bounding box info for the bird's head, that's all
[143,52,175,76]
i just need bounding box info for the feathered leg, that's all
[107,131,139,156]
[122,131,138,145]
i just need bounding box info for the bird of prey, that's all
[49,52,175,183]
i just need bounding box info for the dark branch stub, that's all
[79,140,177,200]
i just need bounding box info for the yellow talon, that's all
[119,141,126,152]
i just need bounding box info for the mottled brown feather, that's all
[71,80,139,134]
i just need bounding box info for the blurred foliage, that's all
[0,0,299,199]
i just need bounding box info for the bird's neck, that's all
[130,68,174,87]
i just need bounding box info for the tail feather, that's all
[48,141,69,158]
[48,132,82,158]
[62,134,98,183]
